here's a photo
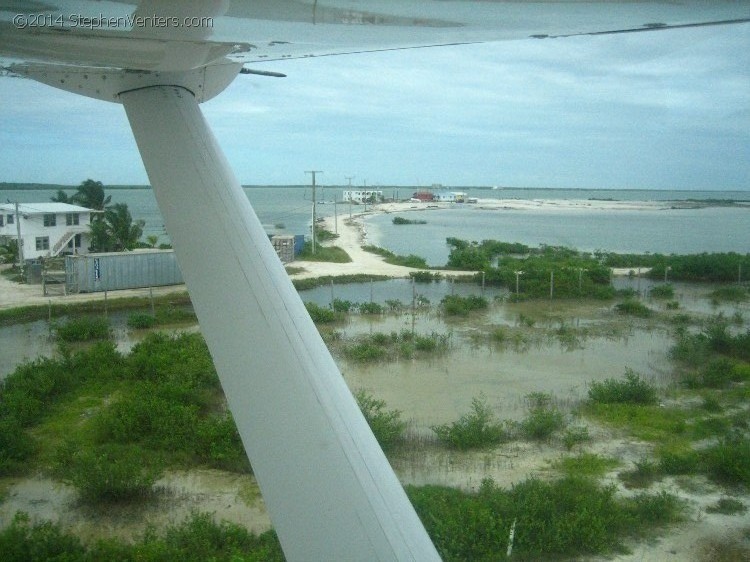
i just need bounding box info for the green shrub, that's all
[127,313,156,329]
[56,442,162,503]
[619,458,661,489]
[614,300,654,317]
[93,381,200,451]
[685,358,750,389]
[625,490,684,525]
[196,413,249,472]
[358,302,384,315]
[658,448,700,475]
[54,316,112,342]
[702,437,750,487]
[343,341,387,363]
[441,294,488,316]
[392,216,427,225]
[562,426,591,451]
[384,299,404,312]
[0,418,35,475]
[304,301,340,323]
[705,497,747,515]
[432,395,510,450]
[0,512,86,562]
[649,284,675,299]
[0,342,122,429]
[520,392,565,441]
[154,305,196,324]
[409,270,441,282]
[126,332,217,388]
[332,298,354,313]
[709,286,748,302]
[588,370,658,405]
[354,390,407,450]
[670,331,712,365]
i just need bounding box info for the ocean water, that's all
[1,186,748,263]
[366,203,750,266]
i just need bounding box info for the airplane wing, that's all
[2,2,749,561]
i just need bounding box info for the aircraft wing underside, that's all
[2,1,748,72]
[2,1,748,561]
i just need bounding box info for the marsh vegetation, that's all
[1,268,749,560]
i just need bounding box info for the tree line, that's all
[445,237,750,298]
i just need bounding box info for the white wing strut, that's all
[120,85,440,562]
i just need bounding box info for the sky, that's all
[0,23,748,190]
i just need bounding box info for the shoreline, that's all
[0,197,681,309]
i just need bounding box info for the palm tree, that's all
[90,203,144,252]
[71,179,111,211]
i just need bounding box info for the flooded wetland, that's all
[2,275,749,560]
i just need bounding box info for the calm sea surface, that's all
[2,186,748,265]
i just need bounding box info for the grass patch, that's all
[0,292,191,327]
[361,244,428,268]
[297,241,351,262]
[407,476,684,560]
[553,453,619,478]
[583,402,689,442]
[291,274,389,291]
[0,511,284,561]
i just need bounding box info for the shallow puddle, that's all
[0,469,271,544]
[338,320,673,431]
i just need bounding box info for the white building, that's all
[0,202,98,261]
[433,192,467,203]
[342,190,384,204]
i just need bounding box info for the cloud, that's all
[0,23,747,188]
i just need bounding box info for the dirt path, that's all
[289,209,475,280]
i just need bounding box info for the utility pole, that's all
[550,270,554,300]
[305,171,322,254]
[334,192,338,235]
[14,202,23,270]
[345,176,355,219]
